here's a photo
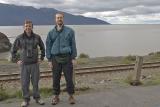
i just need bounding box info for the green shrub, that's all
[78,53,89,59]
[76,58,89,64]
[124,74,134,84]
[148,52,154,56]
[125,55,136,61]
[148,51,160,57]
[39,88,53,97]
[14,90,22,98]
[0,84,9,101]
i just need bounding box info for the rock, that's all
[92,81,97,84]
[130,80,142,86]
[0,32,11,52]
[141,75,146,79]
[75,81,78,84]
[100,80,106,84]
[141,75,152,79]
[107,79,111,81]
[146,75,152,79]
[82,75,86,78]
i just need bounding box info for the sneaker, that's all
[35,99,45,105]
[51,95,60,105]
[21,101,29,107]
[69,95,75,104]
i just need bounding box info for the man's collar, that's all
[23,31,34,38]
[55,25,64,32]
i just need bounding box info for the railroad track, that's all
[1,61,160,82]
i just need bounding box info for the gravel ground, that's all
[1,66,160,93]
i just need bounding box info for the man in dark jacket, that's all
[46,13,77,105]
[11,20,45,107]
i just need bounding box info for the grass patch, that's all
[148,51,160,61]
[13,90,22,99]
[61,86,90,92]
[39,86,91,97]
[0,84,10,101]
[142,75,160,86]
[76,58,89,65]
[78,53,89,58]
[122,55,136,64]
[76,53,90,65]
[114,79,131,87]
[124,74,134,84]
[120,74,142,86]
[39,88,53,97]
[149,51,160,57]
[122,73,160,86]
[0,86,91,101]
[75,86,90,92]
[0,89,9,101]
[0,87,23,101]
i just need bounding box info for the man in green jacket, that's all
[46,13,77,105]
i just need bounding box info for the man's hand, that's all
[38,59,43,63]
[72,59,77,66]
[48,61,53,69]
[17,60,23,65]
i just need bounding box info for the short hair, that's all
[55,12,64,17]
[24,20,33,27]
[24,20,32,25]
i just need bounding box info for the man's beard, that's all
[57,21,63,26]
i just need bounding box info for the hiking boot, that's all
[35,99,45,105]
[69,95,75,104]
[21,101,29,107]
[51,95,60,105]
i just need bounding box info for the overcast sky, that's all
[0,0,160,24]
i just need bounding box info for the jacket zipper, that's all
[58,32,60,54]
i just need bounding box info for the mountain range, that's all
[0,3,110,26]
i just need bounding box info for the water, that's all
[0,25,160,58]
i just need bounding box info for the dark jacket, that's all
[46,25,77,61]
[11,31,45,64]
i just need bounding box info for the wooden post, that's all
[130,56,143,86]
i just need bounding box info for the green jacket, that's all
[46,25,77,61]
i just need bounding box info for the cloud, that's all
[1,0,160,13]
[83,12,160,24]
[0,0,160,24]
